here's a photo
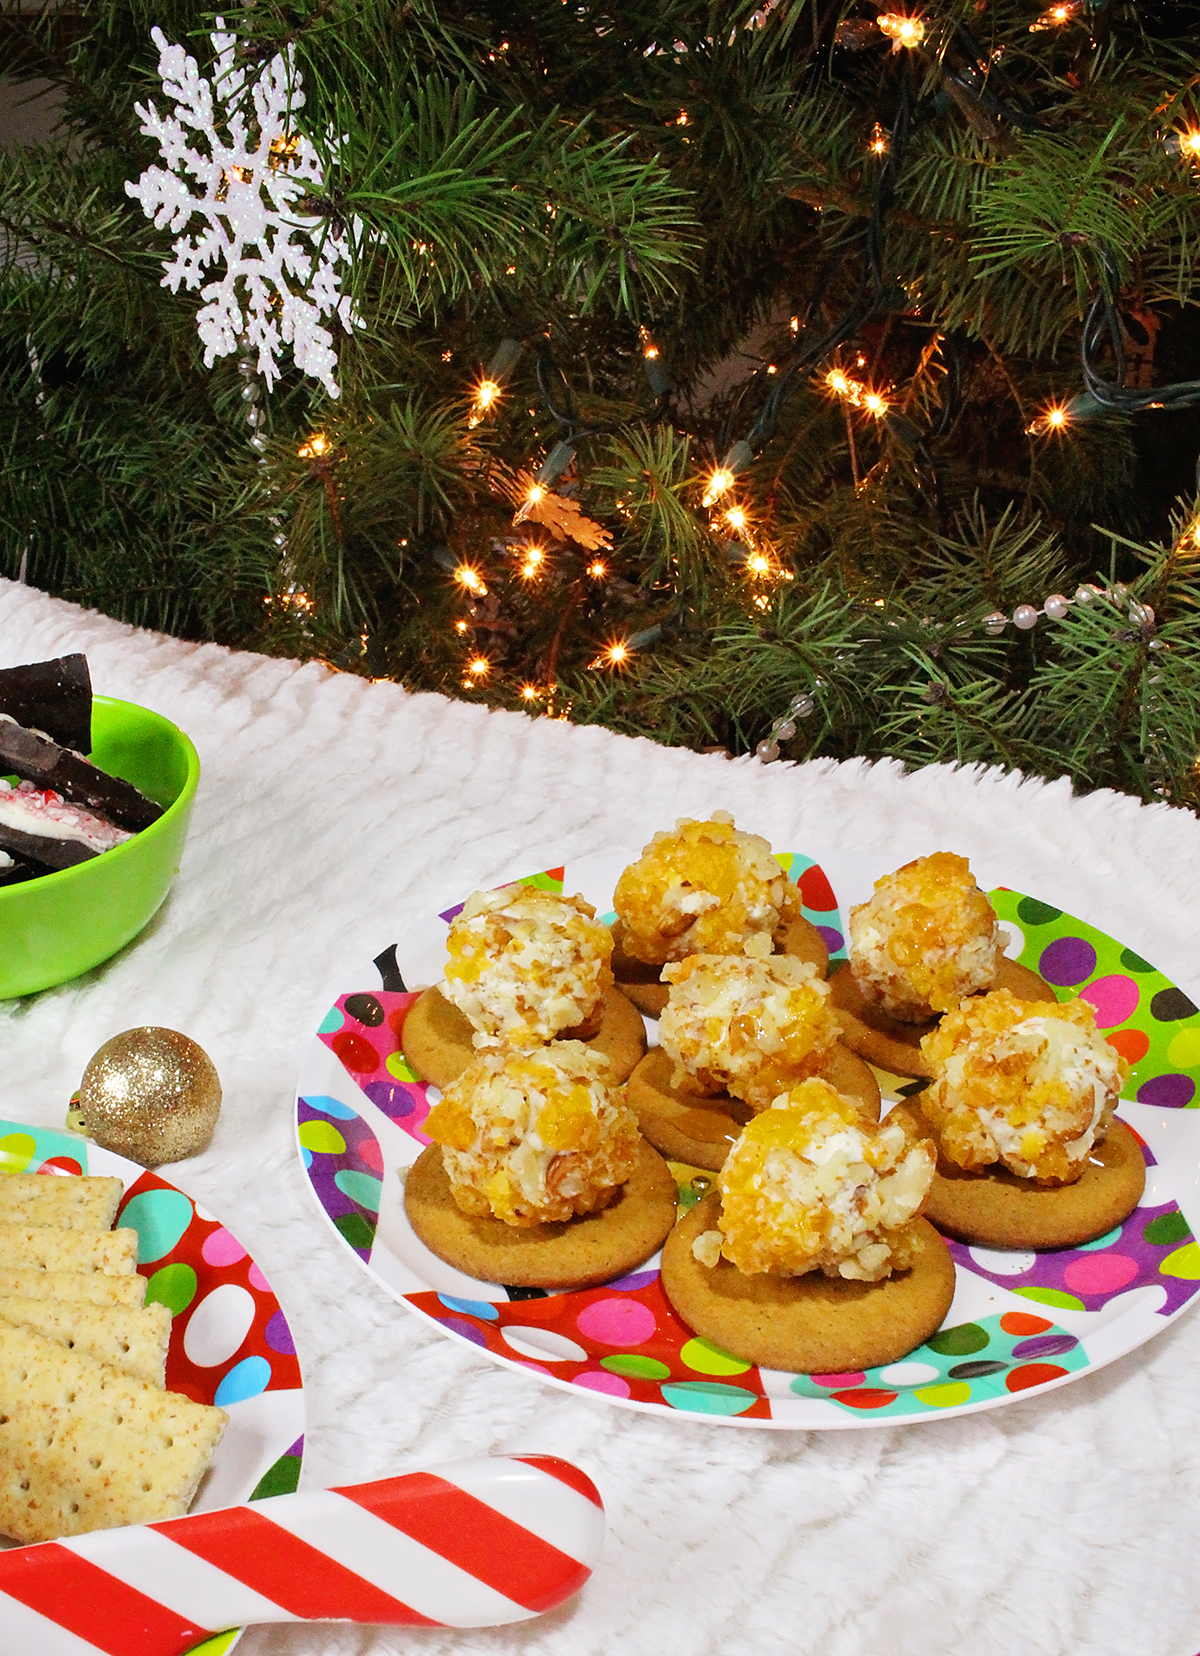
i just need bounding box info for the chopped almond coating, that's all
[659,954,840,1109]
[918,988,1128,1185]
[698,1079,936,1280]
[443,885,614,1047]
[424,1042,640,1227]
[613,813,803,966]
[848,852,1001,1022]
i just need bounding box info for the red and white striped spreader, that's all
[0,1455,604,1656]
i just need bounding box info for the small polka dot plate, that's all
[295,847,1200,1429]
[0,1119,305,1656]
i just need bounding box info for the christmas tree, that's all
[3,0,1200,803]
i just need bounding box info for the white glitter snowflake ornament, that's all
[126,19,360,397]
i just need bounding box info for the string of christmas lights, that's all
[444,1,1200,703]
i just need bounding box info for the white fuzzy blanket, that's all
[2,575,1199,1656]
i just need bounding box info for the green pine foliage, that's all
[3,0,1200,805]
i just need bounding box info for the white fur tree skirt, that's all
[2,575,1200,1656]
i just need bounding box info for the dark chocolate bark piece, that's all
[0,720,162,832]
[0,852,43,886]
[0,822,97,870]
[0,655,92,754]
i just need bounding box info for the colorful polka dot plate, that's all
[295,848,1200,1429]
[0,1118,305,1656]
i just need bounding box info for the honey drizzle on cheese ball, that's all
[424,1042,640,1227]
[848,852,1001,1022]
[917,988,1129,1185]
[613,813,803,966]
[443,885,614,1048]
[691,1079,936,1280]
[659,953,840,1109]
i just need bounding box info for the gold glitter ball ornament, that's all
[76,1028,222,1166]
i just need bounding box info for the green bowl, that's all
[0,696,200,998]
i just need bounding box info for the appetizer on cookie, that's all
[611,813,828,1015]
[402,885,646,1088]
[891,989,1145,1248]
[658,952,839,1107]
[661,1079,954,1373]
[404,1041,677,1288]
[443,886,614,1045]
[830,853,1054,1077]
[848,852,1001,1022]
[628,953,880,1171]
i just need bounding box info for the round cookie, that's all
[626,1042,881,1172]
[612,913,831,1019]
[828,955,1056,1079]
[404,1137,678,1288]
[889,1103,1147,1249]
[661,1192,955,1374]
[609,918,669,1017]
[402,984,647,1090]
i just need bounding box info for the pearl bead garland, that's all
[757,689,819,761]
[979,582,1154,636]
[757,583,1160,762]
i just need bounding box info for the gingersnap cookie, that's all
[402,983,647,1091]
[404,1138,678,1288]
[626,1042,881,1172]
[828,955,1056,1079]
[889,1103,1145,1248]
[612,913,831,1019]
[661,1192,955,1373]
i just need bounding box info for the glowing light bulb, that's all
[864,392,888,417]
[702,467,735,507]
[522,685,539,700]
[268,134,300,172]
[869,122,888,156]
[527,483,546,505]
[725,506,748,532]
[455,620,469,633]
[1181,130,1200,157]
[454,564,487,595]
[1027,403,1071,435]
[607,642,629,664]
[468,657,490,676]
[876,11,926,46]
[826,369,851,397]
[747,554,770,575]
[475,379,500,409]
[588,560,607,578]
[639,325,660,359]
[297,434,328,458]
[1029,0,1083,27]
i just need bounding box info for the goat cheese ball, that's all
[918,988,1128,1185]
[612,813,802,966]
[659,953,840,1109]
[691,1079,936,1280]
[442,885,614,1047]
[424,1042,640,1227]
[848,852,1001,1022]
